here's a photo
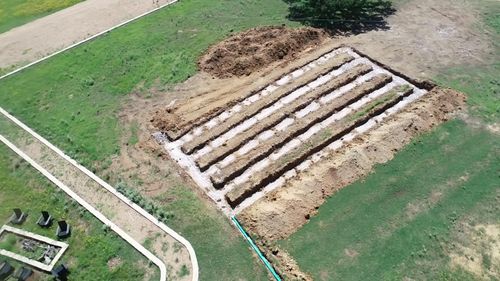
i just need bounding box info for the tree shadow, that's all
[284,0,396,35]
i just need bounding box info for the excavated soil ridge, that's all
[211,74,393,188]
[199,26,327,79]
[182,53,354,154]
[151,44,339,141]
[226,85,414,207]
[238,87,467,241]
[196,64,373,171]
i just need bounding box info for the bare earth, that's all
[232,0,490,241]
[336,0,492,79]
[0,0,175,69]
[238,87,466,241]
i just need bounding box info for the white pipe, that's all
[0,135,168,280]
[0,0,199,278]
[0,107,199,281]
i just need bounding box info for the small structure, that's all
[51,264,69,281]
[37,211,52,228]
[9,209,26,225]
[13,267,32,281]
[0,225,68,272]
[56,221,70,239]
[0,261,14,280]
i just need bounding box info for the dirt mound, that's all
[199,26,327,78]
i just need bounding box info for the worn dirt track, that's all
[0,0,175,69]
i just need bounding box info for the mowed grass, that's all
[280,120,499,280]
[0,145,155,281]
[0,0,294,279]
[0,0,296,168]
[280,5,500,281]
[0,0,82,34]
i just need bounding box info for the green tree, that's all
[285,0,394,33]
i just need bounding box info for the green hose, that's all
[231,216,282,281]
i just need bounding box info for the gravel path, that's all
[0,0,175,69]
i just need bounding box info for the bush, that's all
[116,183,175,223]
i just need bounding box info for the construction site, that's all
[152,27,464,218]
[0,0,498,280]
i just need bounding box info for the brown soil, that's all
[260,240,313,281]
[199,26,327,79]
[181,52,354,154]
[226,84,414,207]
[150,0,490,141]
[105,0,486,277]
[107,257,122,270]
[336,0,492,79]
[196,63,373,170]
[238,87,466,241]
[151,43,338,141]
[211,74,392,189]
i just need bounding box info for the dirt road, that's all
[0,0,175,69]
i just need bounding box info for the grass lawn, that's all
[0,0,295,279]
[280,4,500,281]
[1,0,497,279]
[279,120,499,280]
[0,0,296,168]
[0,0,83,34]
[0,145,156,281]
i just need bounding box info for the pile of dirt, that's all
[199,26,327,78]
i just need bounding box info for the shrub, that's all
[116,183,175,223]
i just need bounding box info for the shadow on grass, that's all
[284,0,396,35]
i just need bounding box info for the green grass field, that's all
[280,5,500,281]
[0,0,296,167]
[0,0,498,280]
[280,120,499,280]
[0,145,156,281]
[0,0,83,34]
[0,0,295,279]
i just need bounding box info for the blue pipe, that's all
[231,216,282,281]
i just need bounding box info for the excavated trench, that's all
[225,85,414,207]
[159,46,434,215]
[196,64,373,171]
[181,53,355,154]
[210,74,393,188]
[160,44,339,141]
